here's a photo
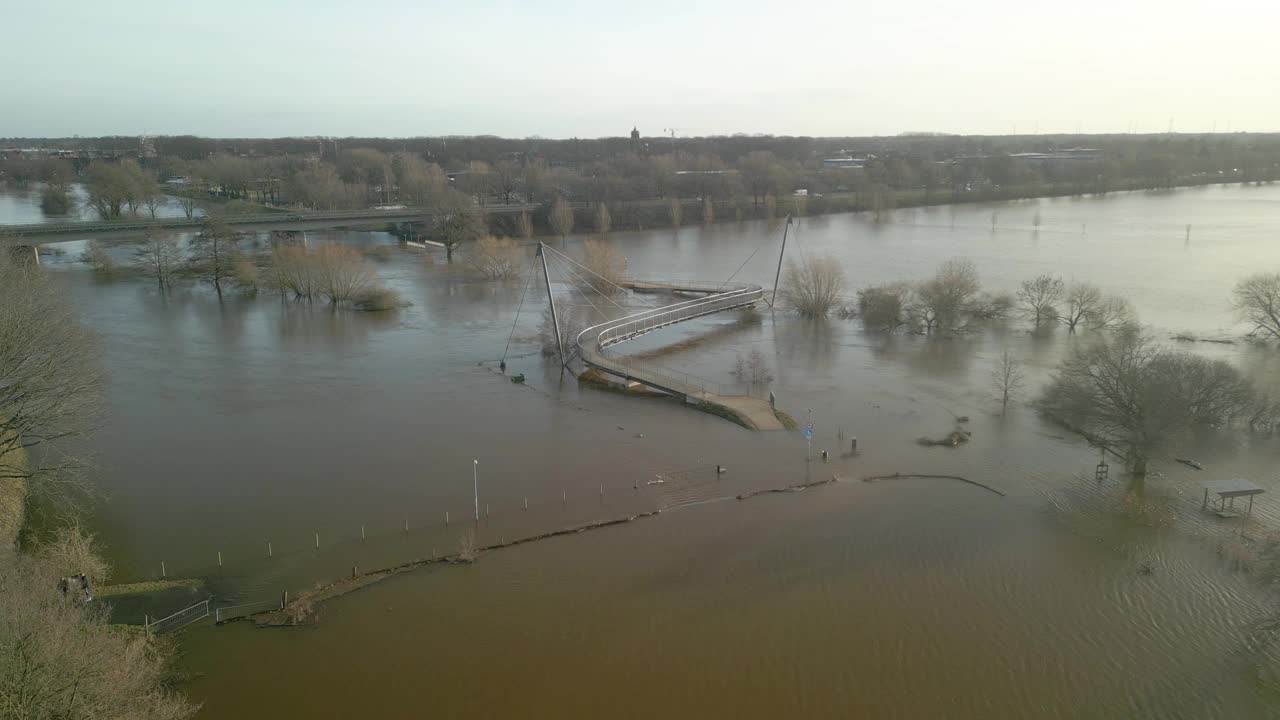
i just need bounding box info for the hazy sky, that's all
[5,0,1277,138]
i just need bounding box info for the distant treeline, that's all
[2,133,1278,229]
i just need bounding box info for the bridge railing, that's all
[576,279,764,398]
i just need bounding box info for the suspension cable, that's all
[719,226,779,289]
[542,244,633,301]
[501,254,539,366]
[542,246,630,312]
[546,252,611,325]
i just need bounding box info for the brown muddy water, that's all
[14,183,1280,717]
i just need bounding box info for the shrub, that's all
[781,255,845,317]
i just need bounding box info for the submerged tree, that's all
[85,160,149,220]
[731,348,774,394]
[549,197,574,244]
[991,348,1024,416]
[1057,282,1133,332]
[782,255,846,318]
[1233,272,1280,340]
[132,226,183,291]
[1017,274,1063,328]
[593,203,611,234]
[516,210,534,239]
[912,258,981,333]
[189,216,241,300]
[432,197,484,262]
[469,236,520,280]
[39,184,73,215]
[857,283,911,332]
[1038,330,1255,476]
[581,238,626,294]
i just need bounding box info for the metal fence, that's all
[146,599,209,634]
[215,598,282,624]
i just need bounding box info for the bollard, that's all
[821,450,828,463]
[485,504,490,517]
[446,511,450,526]
[599,484,604,497]
[562,490,566,505]
[432,547,436,559]
[281,590,288,609]
[161,561,166,579]
[851,437,858,453]
[267,541,273,558]
[404,520,409,534]
[218,551,223,568]
[361,525,366,542]
[352,565,358,578]
[315,532,320,549]
[524,497,528,511]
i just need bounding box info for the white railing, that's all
[146,598,209,634]
[575,280,764,398]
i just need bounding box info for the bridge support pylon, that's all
[537,243,566,370]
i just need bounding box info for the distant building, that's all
[822,157,866,169]
[1009,148,1105,164]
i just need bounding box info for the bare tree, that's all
[85,161,147,220]
[269,245,319,301]
[0,258,100,518]
[911,258,981,333]
[1038,330,1255,476]
[431,192,484,262]
[469,236,519,280]
[189,216,241,300]
[0,538,196,719]
[731,348,774,394]
[1017,274,1063,328]
[176,194,198,219]
[314,244,376,304]
[142,175,165,219]
[549,197,574,243]
[1233,272,1280,340]
[1058,283,1100,332]
[593,202,611,234]
[858,283,911,332]
[581,238,626,294]
[782,255,846,317]
[516,210,534,239]
[1086,295,1134,330]
[493,159,520,204]
[1058,283,1133,332]
[991,348,1024,415]
[132,226,183,291]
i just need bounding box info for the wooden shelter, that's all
[1200,478,1264,518]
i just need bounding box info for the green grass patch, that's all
[773,409,799,430]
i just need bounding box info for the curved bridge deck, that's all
[574,279,784,430]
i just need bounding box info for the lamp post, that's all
[473,459,479,522]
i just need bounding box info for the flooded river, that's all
[12,183,1280,717]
